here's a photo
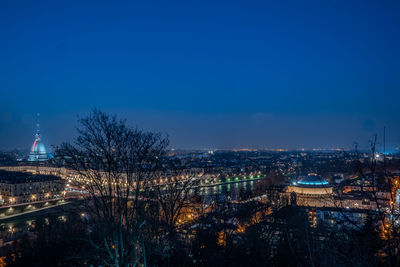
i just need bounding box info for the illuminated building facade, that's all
[282,174,373,229]
[0,170,64,205]
[284,173,334,207]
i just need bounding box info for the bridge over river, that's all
[0,165,269,223]
[0,164,267,189]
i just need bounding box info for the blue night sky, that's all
[1,0,400,150]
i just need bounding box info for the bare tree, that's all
[330,135,400,266]
[356,136,400,266]
[58,109,168,267]
[147,160,201,266]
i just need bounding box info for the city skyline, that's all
[0,112,397,152]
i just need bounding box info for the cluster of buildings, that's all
[281,173,400,228]
[1,118,400,231]
[0,117,62,206]
[0,170,64,205]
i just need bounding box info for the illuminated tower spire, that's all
[35,113,41,140]
[28,113,51,162]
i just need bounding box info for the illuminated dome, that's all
[28,115,52,162]
[287,174,332,195]
[28,137,49,161]
[295,174,329,187]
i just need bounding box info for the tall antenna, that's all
[35,113,41,170]
[36,113,41,139]
[383,126,386,154]
[383,126,386,177]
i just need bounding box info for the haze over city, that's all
[1,0,400,150]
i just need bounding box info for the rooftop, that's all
[0,170,61,184]
[293,174,330,187]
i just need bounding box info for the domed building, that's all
[284,173,334,207]
[28,116,52,162]
[288,174,333,195]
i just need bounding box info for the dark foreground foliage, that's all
[2,203,396,267]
